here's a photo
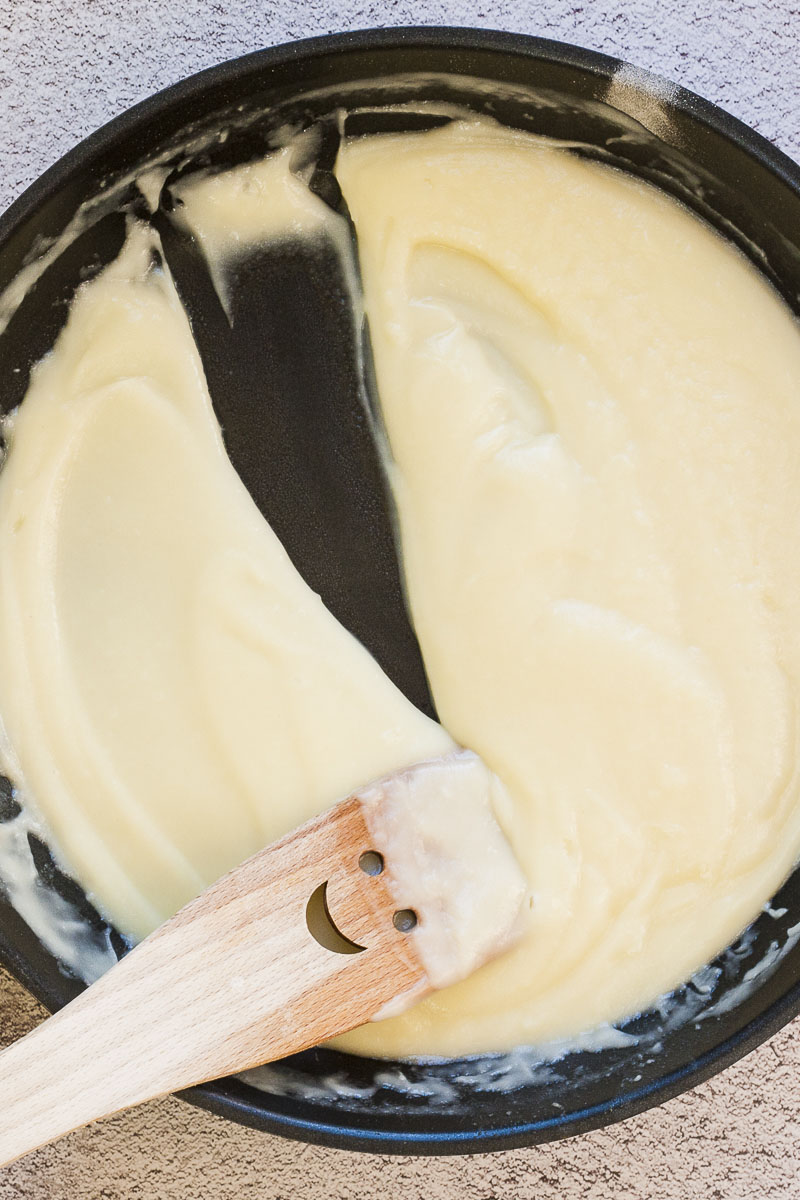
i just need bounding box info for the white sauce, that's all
[336,120,800,1056]
[0,222,452,942]
[360,751,527,997]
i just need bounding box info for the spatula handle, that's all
[0,797,428,1166]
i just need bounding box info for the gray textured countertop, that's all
[1,1,800,1196]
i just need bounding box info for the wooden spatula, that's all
[0,749,527,1166]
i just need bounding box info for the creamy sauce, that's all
[2,120,800,1060]
[332,121,800,1056]
[359,750,527,999]
[0,223,451,942]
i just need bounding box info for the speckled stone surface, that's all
[1,1,800,1195]
[1,967,799,1198]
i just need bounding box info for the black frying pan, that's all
[1,28,800,1155]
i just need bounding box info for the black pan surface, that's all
[1,28,800,1155]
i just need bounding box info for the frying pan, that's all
[1,27,799,1155]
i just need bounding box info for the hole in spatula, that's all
[393,910,418,933]
[306,882,366,955]
[358,850,384,876]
